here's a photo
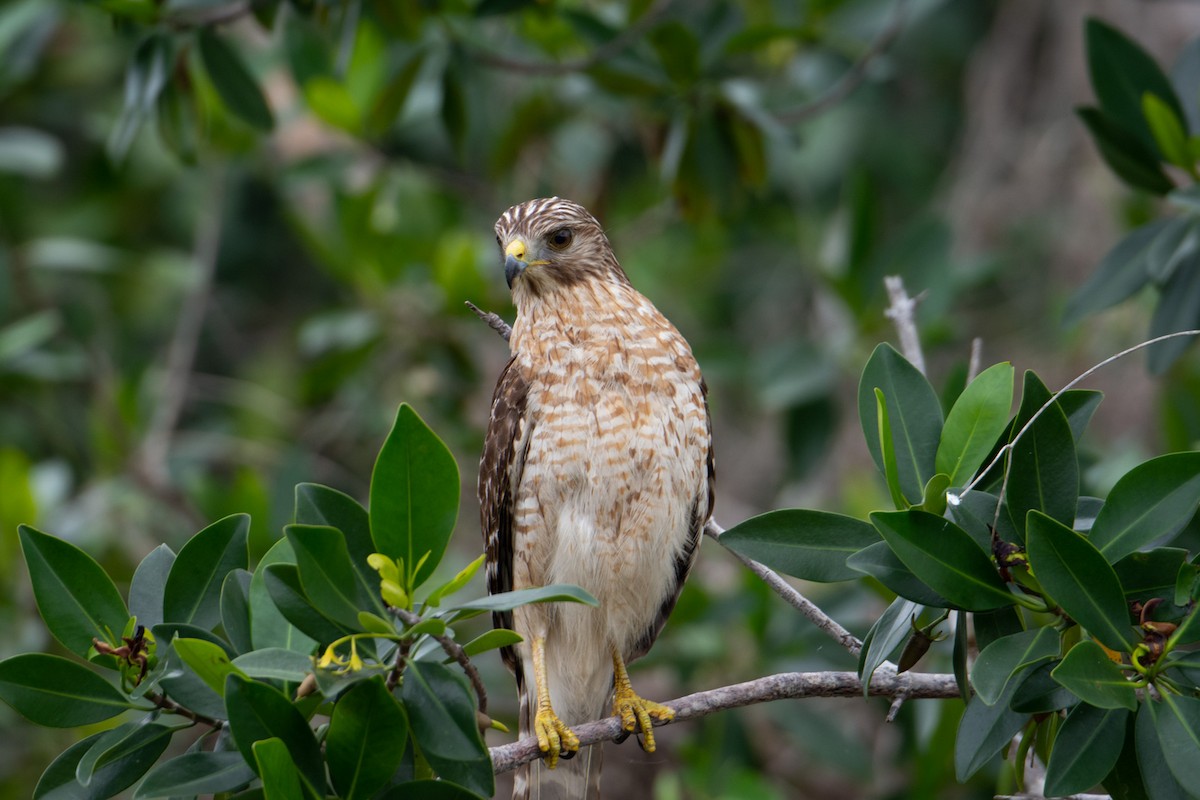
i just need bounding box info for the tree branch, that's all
[466,300,512,342]
[489,667,958,774]
[393,606,489,719]
[883,274,926,376]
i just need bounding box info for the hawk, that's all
[479,198,714,799]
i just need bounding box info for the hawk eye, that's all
[548,228,573,250]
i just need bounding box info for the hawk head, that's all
[494,197,630,296]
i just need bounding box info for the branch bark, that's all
[489,667,959,774]
[883,275,926,375]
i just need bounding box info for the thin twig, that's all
[776,0,909,125]
[393,607,489,718]
[145,691,224,729]
[883,275,926,376]
[706,520,863,656]
[489,666,958,773]
[465,0,672,75]
[967,337,983,383]
[466,300,512,342]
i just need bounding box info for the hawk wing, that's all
[479,355,531,678]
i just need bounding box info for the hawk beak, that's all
[504,254,526,288]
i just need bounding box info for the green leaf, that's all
[1009,661,1078,714]
[857,343,944,504]
[875,388,908,509]
[17,525,129,659]
[1137,701,1192,800]
[425,553,487,607]
[327,677,408,799]
[134,751,256,798]
[366,50,425,137]
[129,544,175,631]
[108,34,174,161]
[973,606,1025,652]
[34,727,171,800]
[719,509,880,582]
[1091,452,1200,562]
[376,781,485,800]
[845,541,951,607]
[401,661,493,797]
[1006,383,1079,540]
[440,57,467,156]
[154,638,226,720]
[1146,217,1200,286]
[1077,107,1174,195]
[196,28,274,131]
[1147,247,1200,373]
[954,679,1027,781]
[935,362,1014,485]
[857,597,921,696]
[250,538,316,653]
[294,483,378,606]
[918,473,951,516]
[232,648,314,683]
[254,738,303,800]
[450,584,598,612]
[1066,220,1168,324]
[156,74,199,164]
[1051,640,1138,711]
[262,563,349,644]
[1115,548,1189,600]
[871,510,1015,611]
[74,720,173,788]
[163,514,249,630]
[952,610,970,703]
[461,628,523,658]
[1045,704,1129,797]
[1103,712,1151,800]
[286,524,382,628]
[1155,695,1200,791]
[369,403,460,591]
[1144,93,1193,171]
[174,637,245,695]
[0,653,140,727]
[152,622,235,659]
[1086,18,1186,158]
[970,627,1059,706]
[1026,511,1135,651]
[225,674,325,794]
[222,569,254,654]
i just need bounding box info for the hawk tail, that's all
[512,687,603,800]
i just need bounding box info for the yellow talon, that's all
[530,635,579,769]
[612,648,674,753]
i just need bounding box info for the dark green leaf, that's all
[857,343,944,503]
[1051,639,1138,711]
[283,13,331,87]
[1006,387,1078,540]
[451,584,598,612]
[1103,711,1150,800]
[108,34,173,161]
[232,648,314,683]
[262,563,349,645]
[369,403,460,590]
[253,738,302,800]
[954,678,1027,781]
[971,627,1058,705]
[719,509,880,582]
[74,720,173,788]
[400,661,493,797]
[151,622,236,659]
[155,73,198,164]
[163,514,249,630]
[0,654,139,727]
[440,59,466,156]
[973,606,1026,651]
[857,597,921,696]
[366,50,425,137]
[461,629,523,658]
[1077,107,1174,195]
[946,490,1012,552]
[129,544,175,630]
[1045,704,1128,797]
[376,781,484,800]
[871,510,1014,611]
[1171,37,1200,133]
[35,727,170,800]
[197,28,274,131]
[1026,511,1135,651]
[1137,701,1191,800]
[1066,220,1169,324]
[222,569,254,655]
[1146,217,1200,286]
[294,483,378,611]
[1155,695,1200,791]
[935,362,1014,485]
[17,525,129,658]
[327,677,408,799]
[225,674,325,794]
[286,524,382,628]
[875,388,908,509]
[1086,18,1186,157]
[953,610,970,703]
[134,751,256,798]
[1114,548,1189,600]
[845,541,951,606]
[1009,661,1077,713]
[250,538,316,653]
[1091,452,1200,562]
[154,638,227,720]
[1147,247,1200,373]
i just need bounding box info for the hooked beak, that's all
[504,254,525,289]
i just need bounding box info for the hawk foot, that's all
[533,704,580,769]
[613,686,674,753]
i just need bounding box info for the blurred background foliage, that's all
[3,0,1200,796]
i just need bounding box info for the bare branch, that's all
[705,520,863,656]
[883,275,926,375]
[466,300,512,342]
[489,666,958,773]
[393,607,489,718]
[967,336,983,383]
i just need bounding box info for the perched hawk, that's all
[479,198,715,799]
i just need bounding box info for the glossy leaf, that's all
[871,510,1014,611]
[954,679,1027,781]
[857,597,921,696]
[1136,701,1191,800]
[935,362,1014,485]
[134,751,256,798]
[0,653,139,727]
[971,627,1058,706]
[286,524,381,628]
[1006,384,1078,540]
[1146,217,1200,285]
[875,388,908,509]
[425,554,487,607]
[163,514,249,630]
[129,543,175,630]
[34,728,170,800]
[1066,220,1168,323]
[720,509,880,582]
[174,637,245,695]
[369,403,460,590]
[1091,453,1200,562]
[262,563,348,644]
[451,584,598,612]
[250,538,316,653]
[1044,704,1128,797]
[1026,512,1135,651]
[857,343,944,504]
[74,720,173,789]
[222,569,254,655]
[973,606,1025,652]
[1114,548,1188,600]
[1009,660,1078,714]
[294,482,378,602]
[327,677,408,799]
[1147,244,1200,373]
[17,525,129,658]
[1155,695,1200,791]
[845,541,951,607]
[953,610,970,703]
[254,738,303,800]
[461,628,523,658]
[197,28,274,131]
[1050,640,1138,711]
[233,648,315,683]
[225,674,325,794]
[1077,107,1174,195]
[400,660,493,797]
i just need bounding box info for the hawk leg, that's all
[611,646,674,753]
[531,635,580,768]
